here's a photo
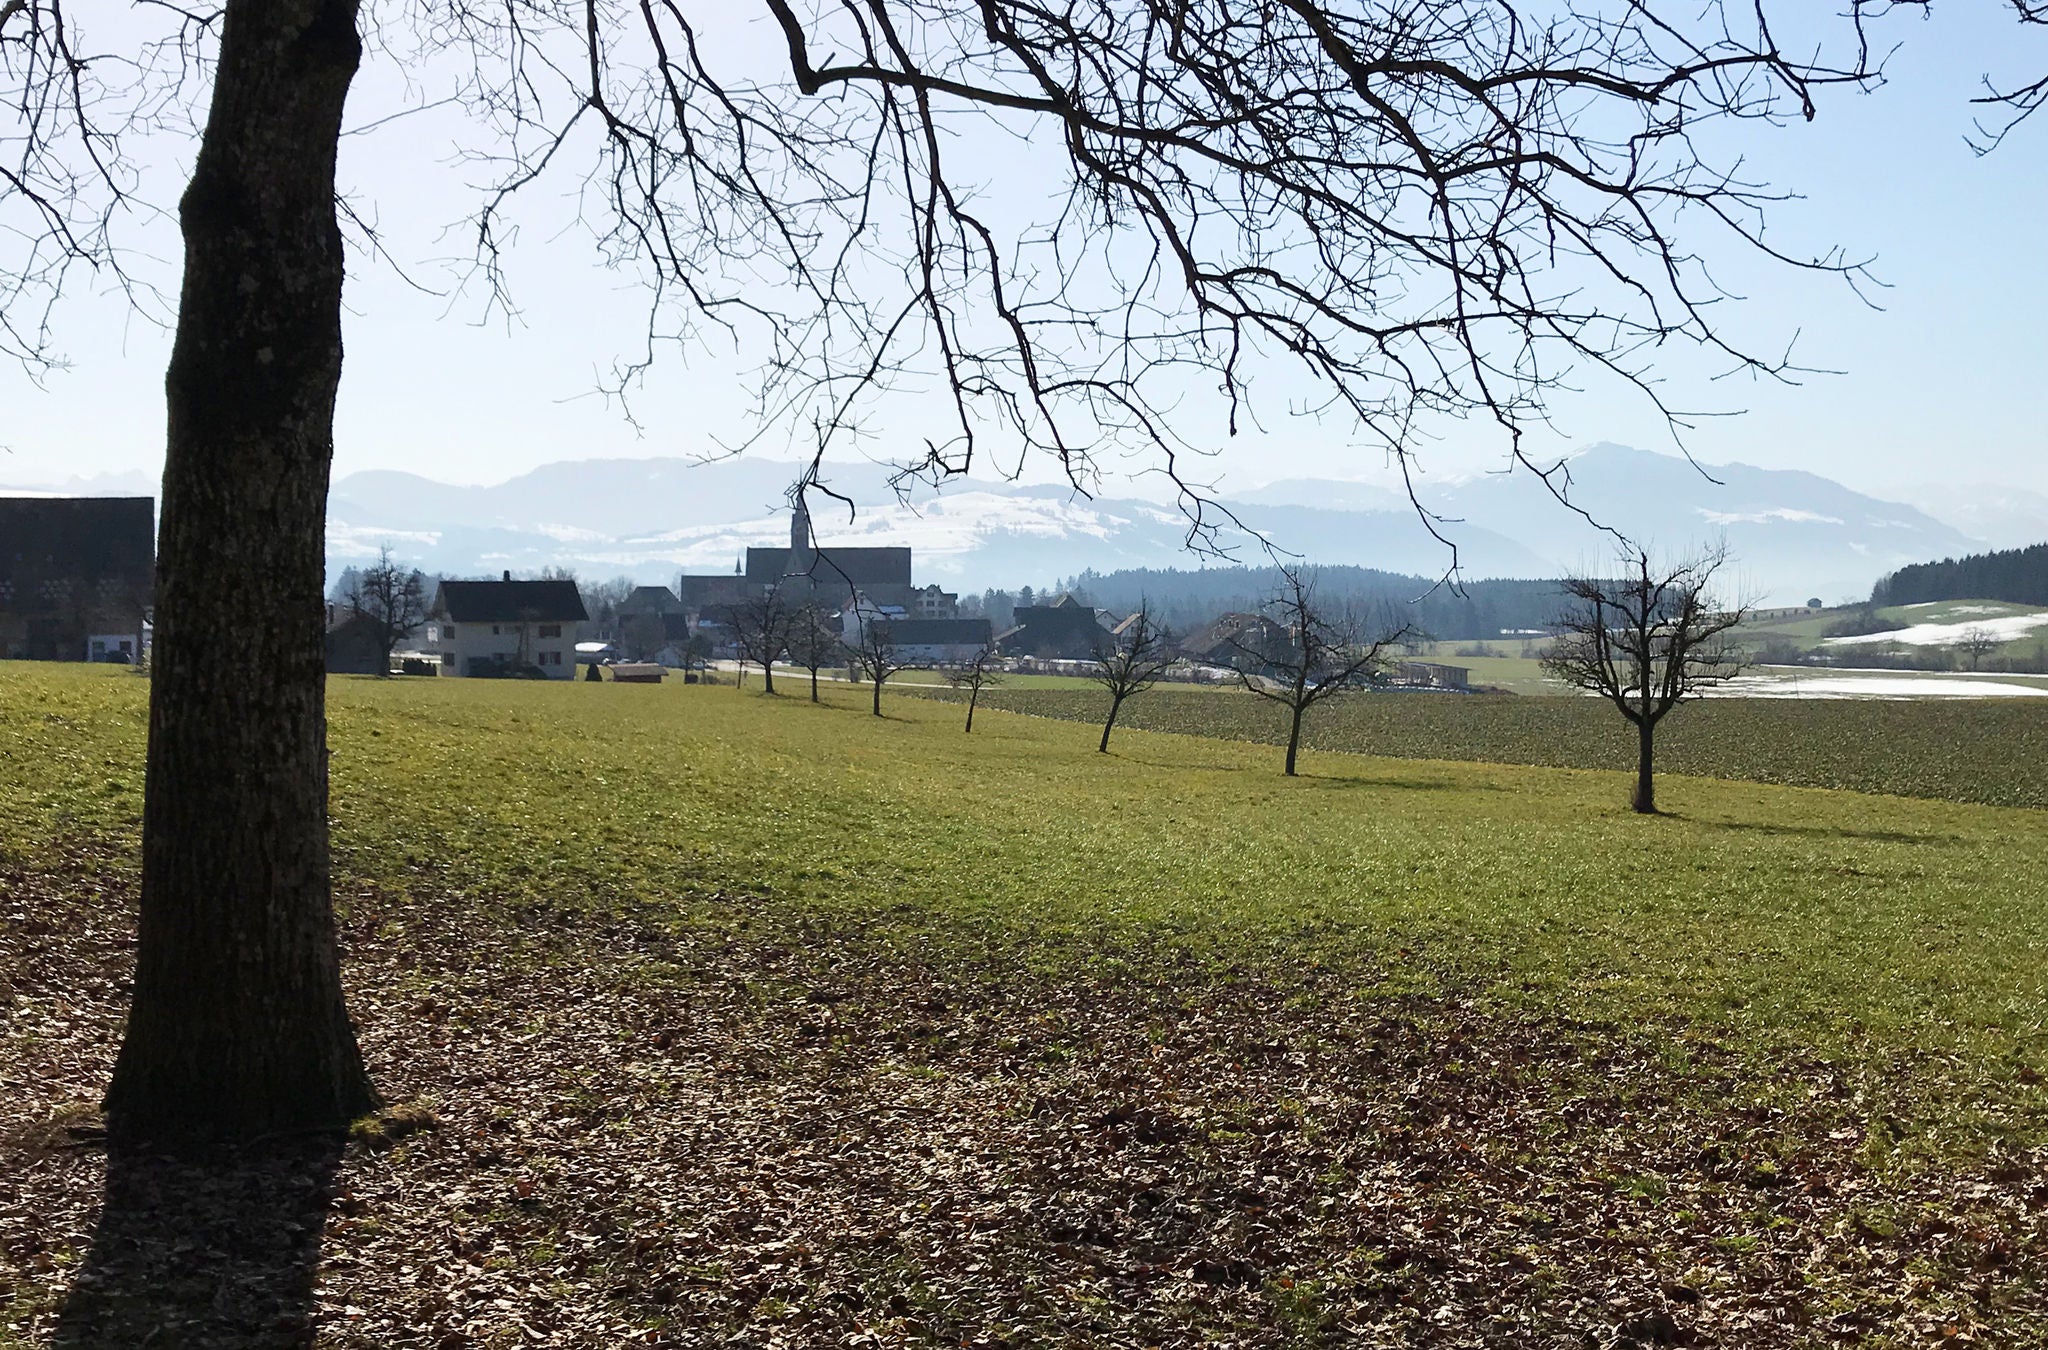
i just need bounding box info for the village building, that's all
[1392,660,1471,690]
[995,594,1109,660]
[675,500,915,615]
[911,584,958,618]
[424,574,589,678]
[323,607,390,675]
[1178,612,1297,675]
[881,617,994,665]
[0,496,155,662]
[615,584,693,665]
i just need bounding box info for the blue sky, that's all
[0,4,2042,505]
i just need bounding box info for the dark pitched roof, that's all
[880,617,992,646]
[437,579,588,623]
[1180,612,1292,663]
[618,585,684,615]
[0,496,155,612]
[998,604,1106,658]
[746,545,911,587]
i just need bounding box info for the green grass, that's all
[5,661,2046,1155]
[937,684,2048,809]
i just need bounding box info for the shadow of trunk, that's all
[54,1134,343,1349]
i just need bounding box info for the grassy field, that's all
[5,664,2047,1346]
[937,684,2048,809]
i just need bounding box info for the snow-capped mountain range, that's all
[8,445,2034,605]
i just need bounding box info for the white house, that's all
[877,617,994,665]
[425,575,589,678]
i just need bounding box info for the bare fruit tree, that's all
[341,546,428,676]
[1,1,1960,1141]
[1091,604,1174,753]
[1541,547,1749,814]
[946,644,1004,733]
[786,605,841,704]
[723,585,797,696]
[1232,568,1409,776]
[849,618,910,718]
[1954,624,2002,671]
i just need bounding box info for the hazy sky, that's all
[1,4,2043,505]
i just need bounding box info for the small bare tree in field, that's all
[1091,604,1173,753]
[947,644,1004,733]
[1955,624,2001,671]
[1233,568,1409,776]
[725,585,796,696]
[1542,546,1749,814]
[849,619,909,717]
[786,606,840,703]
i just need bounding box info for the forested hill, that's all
[1057,565,1566,640]
[1871,543,2048,607]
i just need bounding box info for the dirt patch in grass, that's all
[5,857,2046,1348]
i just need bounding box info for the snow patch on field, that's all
[1823,613,2048,648]
[1723,672,2048,699]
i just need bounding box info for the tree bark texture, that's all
[1633,718,1657,815]
[1099,699,1122,753]
[105,0,377,1144]
[872,677,883,716]
[1285,707,1305,776]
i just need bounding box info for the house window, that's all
[492,624,502,635]
[442,625,456,638]
[539,624,562,638]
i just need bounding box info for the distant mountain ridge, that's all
[318,444,1982,604]
[4,446,2013,605]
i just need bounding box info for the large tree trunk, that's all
[1099,697,1122,753]
[1633,717,1657,814]
[965,687,978,733]
[104,0,377,1146]
[1285,705,1304,776]
[872,675,883,716]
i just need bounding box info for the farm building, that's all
[425,575,589,678]
[0,496,154,662]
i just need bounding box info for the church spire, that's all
[791,495,812,553]
[789,494,814,575]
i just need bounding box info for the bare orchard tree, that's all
[1955,624,2001,671]
[1091,604,1174,753]
[1541,547,1749,814]
[849,618,910,718]
[341,546,428,676]
[2,1,1945,1140]
[946,644,1005,733]
[724,585,797,696]
[1232,568,1409,777]
[786,605,841,704]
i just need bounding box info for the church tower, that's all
[788,495,815,577]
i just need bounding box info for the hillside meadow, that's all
[4,663,2046,1347]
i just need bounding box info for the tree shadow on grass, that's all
[1290,771,1511,793]
[54,1134,343,1350]
[1686,817,1949,846]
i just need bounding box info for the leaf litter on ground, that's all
[4,850,2045,1349]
